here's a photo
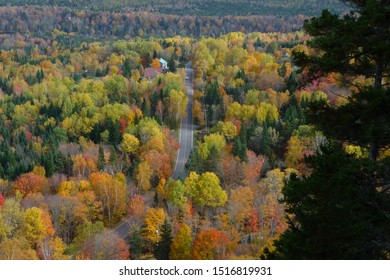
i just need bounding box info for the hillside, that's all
[0,0,348,16]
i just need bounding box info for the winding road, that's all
[172,63,194,180]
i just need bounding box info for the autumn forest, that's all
[0,0,389,260]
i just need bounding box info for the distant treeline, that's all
[0,6,309,38]
[0,0,348,17]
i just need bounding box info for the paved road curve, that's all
[172,63,194,180]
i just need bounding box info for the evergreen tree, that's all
[233,136,247,162]
[278,62,287,78]
[127,229,143,260]
[55,151,65,174]
[154,219,173,260]
[286,72,298,93]
[44,152,55,177]
[64,153,74,178]
[168,54,176,73]
[106,118,121,145]
[18,131,28,147]
[97,145,105,171]
[204,144,221,173]
[293,0,389,91]
[141,98,150,117]
[123,58,132,78]
[272,0,390,260]
[273,146,390,259]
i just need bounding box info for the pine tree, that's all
[273,146,390,259]
[106,119,121,145]
[97,145,105,171]
[204,144,221,173]
[44,152,55,177]
[64,153,74,178]
[127,229,143,260]
[272,0,390,260]
[154,219,173,260]
[168,54,176,73]
[141,98,150,117]
[123,58,132,78]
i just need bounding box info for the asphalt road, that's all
[172,63,194,180]
[114,64,194,239]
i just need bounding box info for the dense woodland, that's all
[0,5,309,39]
[0,0,348,16]
[0,0,389,260]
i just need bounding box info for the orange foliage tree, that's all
[192,228,231,260]
[13,173,45,197]
[89,172,127,225]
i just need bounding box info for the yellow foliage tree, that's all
[57,181,77,196]
[142,207,167,243]
[198,133,226,159]
[136,162,153,192]
[184,172,227,208]
[170,223,193,260]
[122,133,140,154]
[22,207,47,245]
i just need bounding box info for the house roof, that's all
[159,58,167,64]
[144,67,162,79]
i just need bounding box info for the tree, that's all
[305,87,390,161]
[142,207,166,244]
[170,223,193,260]
[0,193,5,208]
[13,173,45,197]
[292,0,390,160]
[81,230,130,260]
[89,172,127,225]
[22,207,48,246]
[0,238,38,260]
[0,196,24,242]
[198,133,226,160]
[122,134,140,155]
[127,228,143,260]
[127,195,145,221]
[151,58,161,68]
[97,145,105,171]
[71,221,105,255]
[123,58,132,78]
[264,0,390,260]
[168,54,176,72]
[136,162,153,192]
[58,181,77,197]
[184,172,227,208]
[192,228,230,260]
[273,146,390,259]
[294,1,389,91]
[38,236,68,260]
[154,219,173,260]
[163,179,187,209]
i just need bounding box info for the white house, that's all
[159,58,168,70]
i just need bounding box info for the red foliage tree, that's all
[0,193,5,208]
[243,210,259,234]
